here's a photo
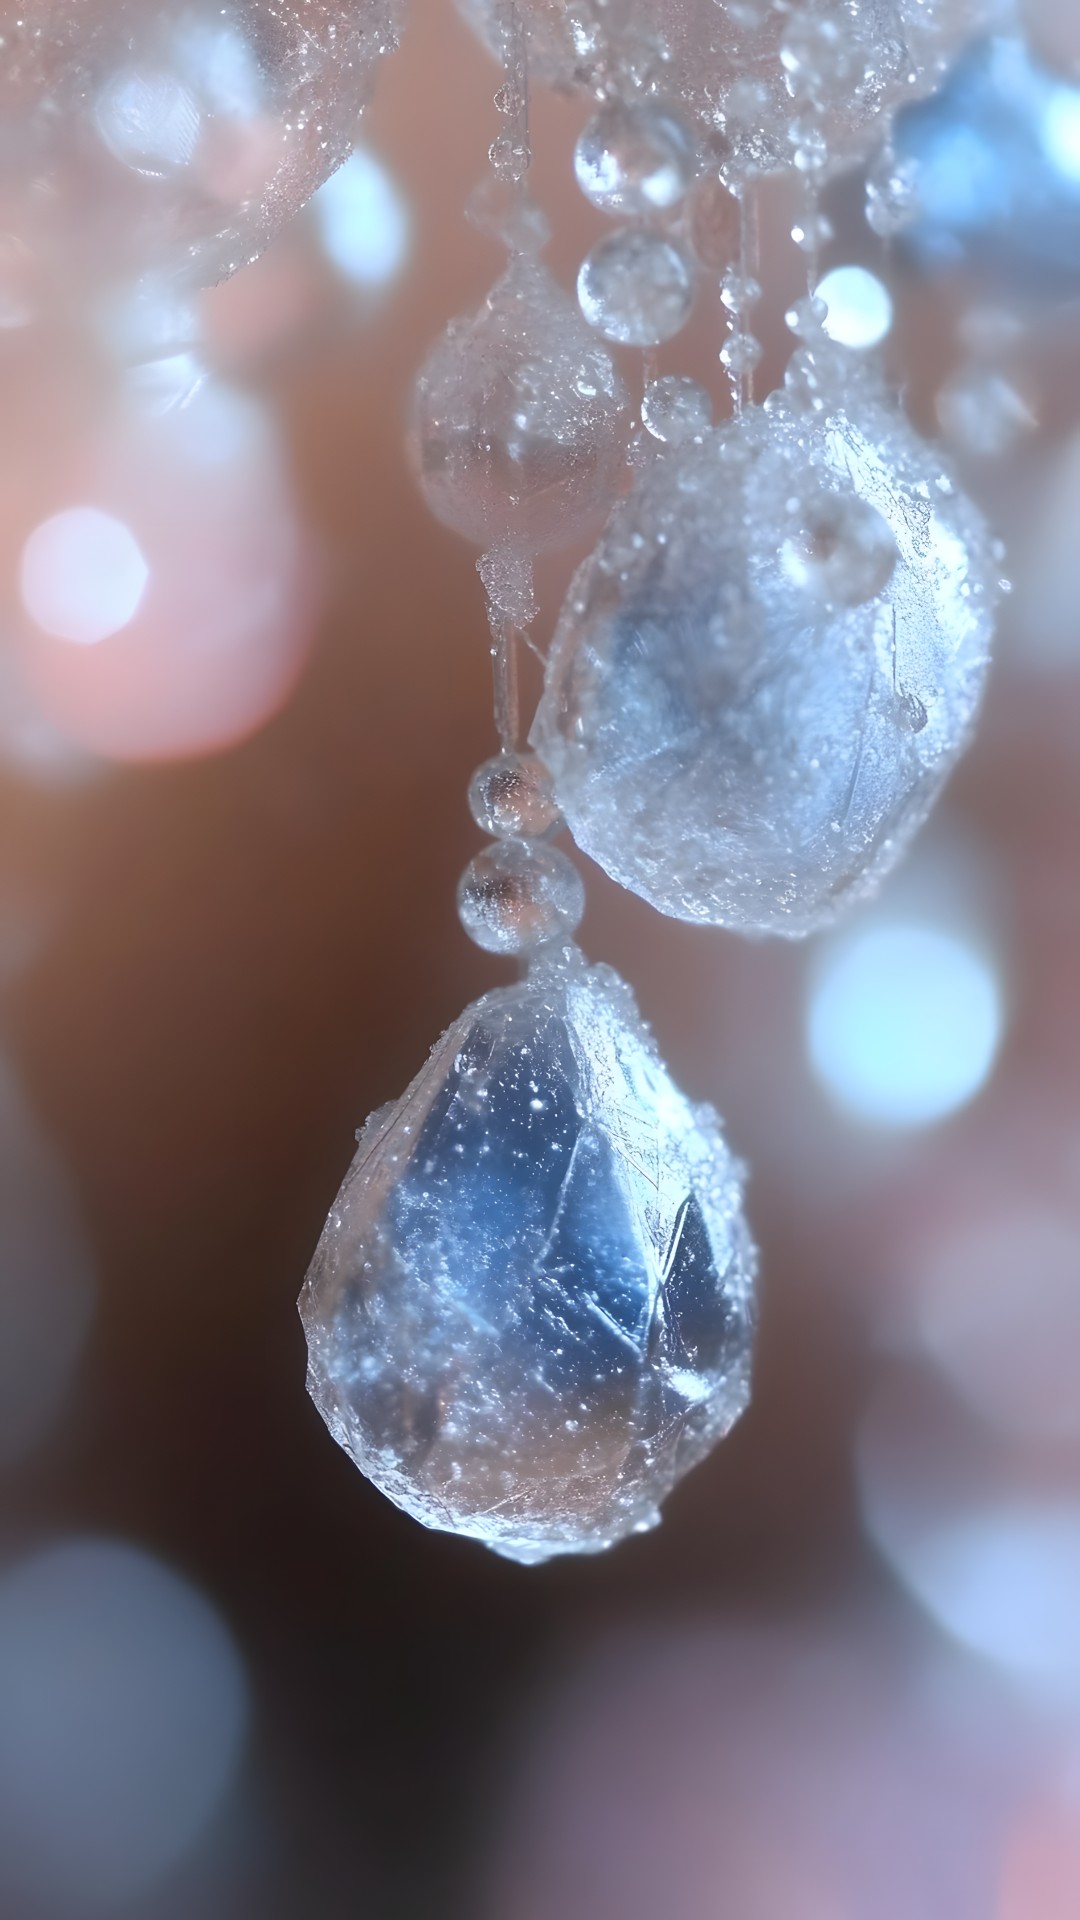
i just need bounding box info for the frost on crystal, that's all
[533,350,1000,937]
[300,952,755,1565]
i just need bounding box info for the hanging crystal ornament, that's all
[411,0,632,729]
[300,941,756,1564]
[301,3,757,1561]
[533,328,1001,935]
[456,0,1005,185]
[0,0,403,289]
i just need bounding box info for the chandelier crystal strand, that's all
[300,3,758,1563]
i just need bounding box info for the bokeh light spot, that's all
[808,923,1003,1127]
[818,265,894,349]
[0,1539,249,1912]
[314,148,409,287]
[21,508,149,646]
[1042,87,1080,184]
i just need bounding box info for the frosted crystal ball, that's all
[574,101,695,217]
[0,0,402,285]
[532,354,999,936]
[578,230,696,348]
[456,0,996,183]
[642,375,713,445]
[411,254,633,552]
[300,952,756,1564]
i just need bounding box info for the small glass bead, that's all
[641,375,713,445]
[458,839,585,955]
[788,117,829,175]
[785,294,828,340]
[791,211,834,253]
[577,230,696,348]
[574,100,695,218]
[865,147,921,238]
[719,333,763,375]
[468,751,560,839]
[720,270,761,315]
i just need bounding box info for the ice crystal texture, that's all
[300,952,755,1564]
[533,351,999,936]
[0,0,402,286]
[457,0,1001,182]
[411,253,632,553]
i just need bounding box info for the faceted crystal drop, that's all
[411,253,633,552]
[574,101,695,217]
[300,951,756,1564]
[532,353,1000,936]
[578,230,696,348]
[0,0,403,286]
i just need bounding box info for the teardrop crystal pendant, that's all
[300,948,755,1564]
[532,344,1001,936]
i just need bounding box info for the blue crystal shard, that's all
[300,951,756,1564]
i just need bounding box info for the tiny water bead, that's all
[574,100,695,217]
[457,839,585,955]
[412,252,633,552]
[577,229,696,348]
[533,351,999,936]
[780,491,899,609]
[469,750,560,840]
[300,952,756,1563]
[642,376,713,445]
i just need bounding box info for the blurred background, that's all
[3,3,1080,1915]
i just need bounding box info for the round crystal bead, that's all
[642,376,713,445]
[574,100,695,218]
[468,752,560,840]
[577,230,696,348]
[458,840,585,955]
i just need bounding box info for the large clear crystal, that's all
[532,351,999,936]
[300,951,755,1564]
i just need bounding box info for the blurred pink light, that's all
[13,380,319,762]
[490,1615,1033,1920]
[918,1202,1080,1442]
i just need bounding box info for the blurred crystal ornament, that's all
[456,0,999,184]
[410,252,632,553]
[533,350,999,935]
[0,0,403,288]
[300,948,755,1564]
[577,229,696,347]
[893,33,1080,293]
